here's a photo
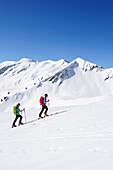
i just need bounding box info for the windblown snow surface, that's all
[0,58,113,170]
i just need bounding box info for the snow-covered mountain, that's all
[0,57,113,109]
[0,58,113,170]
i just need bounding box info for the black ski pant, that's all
[39,105,48,117]
[13,114,23,126]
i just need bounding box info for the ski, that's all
[11,112,59,128]
[38,112,58,120]
[12,123,25,128]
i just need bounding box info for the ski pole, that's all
[24,109,27,123]
[48,102,50,115]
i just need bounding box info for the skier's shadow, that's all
[24,110,68,125]
[57,110,68,114]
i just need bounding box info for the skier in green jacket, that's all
[12,103,25,128]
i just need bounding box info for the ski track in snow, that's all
[0,97,113,170]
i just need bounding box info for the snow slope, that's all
[0,96,113,170]
[0,58,113,170]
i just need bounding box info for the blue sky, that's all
[0,0,113,68]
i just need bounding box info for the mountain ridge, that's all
[0,57,113,108]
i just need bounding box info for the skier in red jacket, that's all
[38,94,49,119]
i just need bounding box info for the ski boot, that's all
[18,122,24,126]
[12,124,17,128]
[38,116,43,119]
[44,114,49,117]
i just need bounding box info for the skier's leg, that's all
[19,115,23,124]
[12,115,18,126]
[39,105,45,117]
[44,106,48,115]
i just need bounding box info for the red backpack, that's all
[39,96,44,105]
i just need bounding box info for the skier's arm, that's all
[44,99,49,104]
[19,108,25,112]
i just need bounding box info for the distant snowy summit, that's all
[0,57,103,77]
[0,57,113,84]
[0,57,113,105]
